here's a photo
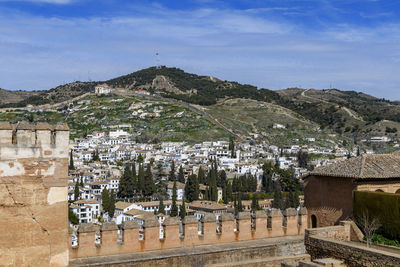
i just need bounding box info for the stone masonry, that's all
[0,122,69,267]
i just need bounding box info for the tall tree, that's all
[143,164,155,197]
[217,170,227,188]
[180,199,186,219]
[229,136,235,158]
[169,161,176,181]
[198,166,205,184]
[108,191,116,218]
[101,188,110,212]
[178,166,185,183]
[158,199,165,214]
[251,195,259,211]
[80,177,84,187]
[185,173,199,202]
[137,163,145,193]
[69,152,74,170]
[74,180,80,200]
[297,150,309,169]
[227,181,233,202]
[237,192,243,212]
[272,182,283,209]
[170,181,178,217]
[131,162,137,192]
[210,161,218,201]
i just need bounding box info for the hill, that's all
[1,66,400,148]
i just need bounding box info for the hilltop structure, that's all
[0,122,69,266]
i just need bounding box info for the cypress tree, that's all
[210,161,218,201]
[138,163,145,193]
[229,136,235,158]
[218,170,227,188]
[170,181,178,217]
[251,195,259,211]
[169,161,175,181]
[293,190,300,208]
[205,186,210,200]
[180,198,186,219]
[80,177,84,187]
[185,173,199,202]
[198,167,205,184]
[69,152,74,170]
[131,162,137,192]
[101,188,109,213]
[74,180,80,200]
[178,166,185,183]
[158,199,165,214]
[108,191,116,218]
[272,182,283,209]
[143,164,155,197]
[227,181,233,202]
[237,192,243,212]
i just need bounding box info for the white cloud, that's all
[0,5,399,100]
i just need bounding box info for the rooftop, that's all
[306,154,400,179]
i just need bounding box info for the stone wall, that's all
[70,208,308,259]
[304,221,400,267]
[0,122,69,267]
[70,236,308,267]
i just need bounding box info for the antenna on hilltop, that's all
[156,52,161,69]
[88,71,92,82]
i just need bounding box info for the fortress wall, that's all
[70,208,308,259]
[0,122,69,267]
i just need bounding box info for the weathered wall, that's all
[0,122,69,267]
[69,236,308,267]
[69,208,308,259]
[304,176,356,227]
[304,221,400,267]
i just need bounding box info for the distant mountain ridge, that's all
[2,66,400,141]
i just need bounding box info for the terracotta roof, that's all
[306,154,400,179]
[74,199,99,205]
[189,201,227,211]
[115,201,133,210]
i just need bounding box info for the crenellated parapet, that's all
[69,207,308,259]
[0,121,69,161]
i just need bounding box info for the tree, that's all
[170,181,178,217]
[68,209,79,225]
[69,152,74,170]
[80,177,84,187]
[178,166,185,183]
[118,165,134,198]
[180,198,186,219]
[357,211,381,248]
[185,173,199,202]
[169,161,176,181]
[131,162,137,192]
[198,166,205,184]
[74,180,80,200]
[92,149,100,161]
[237,192,243,212]
[229,136,235,158]
[297,150,309,169]
[217,170,227,188]
[227,182,233,202]
[101,188,110,212]
[251,195,259,211]
[158,199,165,214]
[137,163,145,193]
[272,182,283,209]
[143,164,155,197]
[209,161,218,201]
[108,191,116,218]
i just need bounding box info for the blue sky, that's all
[0,0,399,100]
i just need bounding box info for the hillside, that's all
[1,66,400,147]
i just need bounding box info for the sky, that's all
[0,0,399,100]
